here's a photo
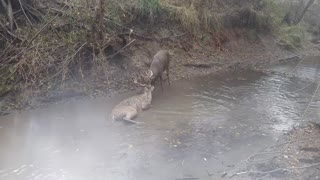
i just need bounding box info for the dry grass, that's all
[165,3,200,33]
[161,1,225,33]
[138,0,161,20]
[201,8,224,32]
[279,26,305,51]
[0,0,292,110]
[0,0,117,98]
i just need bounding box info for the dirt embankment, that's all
[1,0,320,115]
[0,31,308,116]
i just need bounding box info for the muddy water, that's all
[0,56,320,180]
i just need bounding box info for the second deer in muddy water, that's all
[111,84,154,124]
[150,50,170,90]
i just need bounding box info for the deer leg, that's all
[123,117,141,124]
[159,75,163,91]
[166,67,170,86]
[142,103,152,110]
[123,109,142,124]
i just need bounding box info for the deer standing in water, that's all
[111,78,154,124]
[149,50,170,90]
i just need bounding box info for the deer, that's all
[111,78,154,124]
[149,50,170,90]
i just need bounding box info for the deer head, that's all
[133,70,153,87]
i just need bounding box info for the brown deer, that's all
[111,80,154,124]
[149,50,170,90]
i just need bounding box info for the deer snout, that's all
[148,70,156,82]
[150,73,156,81]
[150,86,155,92]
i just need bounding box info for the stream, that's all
[1,56,320,180]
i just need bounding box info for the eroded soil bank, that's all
[2,34,319,115]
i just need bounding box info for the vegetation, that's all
[138,0,161,20]
[0,0,317,111]
[279,26,305,51]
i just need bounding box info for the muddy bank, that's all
[281,123,320,179]
[0,35,319,115]
[226,123,320,180]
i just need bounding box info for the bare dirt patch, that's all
[280,123,320,179]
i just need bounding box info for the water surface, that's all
[1,56,320,180]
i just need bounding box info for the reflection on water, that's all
[0,56,320,179]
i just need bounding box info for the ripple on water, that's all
[1,57,320,180]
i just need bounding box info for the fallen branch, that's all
[3,44,36,65]
[0,0,7,8]
[49,7,67,16]
[7,0,13,30]
[0,15,22,41]
[0,39,14,60]
[5,5,65,64]
[107,39,136,59]
[18,0,32,25]
[25,11,62,48]
[26,4,45,22]
[71,42,87,60]
[62,42,87,81]
[0,29,9,42]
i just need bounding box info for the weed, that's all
[138,0,161,22]
[279,26,305,50]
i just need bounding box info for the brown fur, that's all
[150,50,170,90]
[111,86,154,124]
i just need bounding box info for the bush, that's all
[225,0,285,33]
[259,0,285,26]
[134,0,162,23]
[0,0,115,97]
[279,26,305,50]
[164,3,200,33]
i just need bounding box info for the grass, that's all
[279,26,305,51]
[200,8,223,33]
[0,2,109,98]
[0,0,290,87]
[0,0,303,111]
[162,1,223,34]
[170,4,200,33]
[138,0,161,22]
[259,0,286,26]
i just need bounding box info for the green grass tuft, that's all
[279,26,305,50]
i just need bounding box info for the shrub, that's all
[137,0,161,22]
[279,26,305,50]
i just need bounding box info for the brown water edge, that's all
[0,37,301,116]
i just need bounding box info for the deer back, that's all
[150,50,170,77]
[117,85,154,110]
